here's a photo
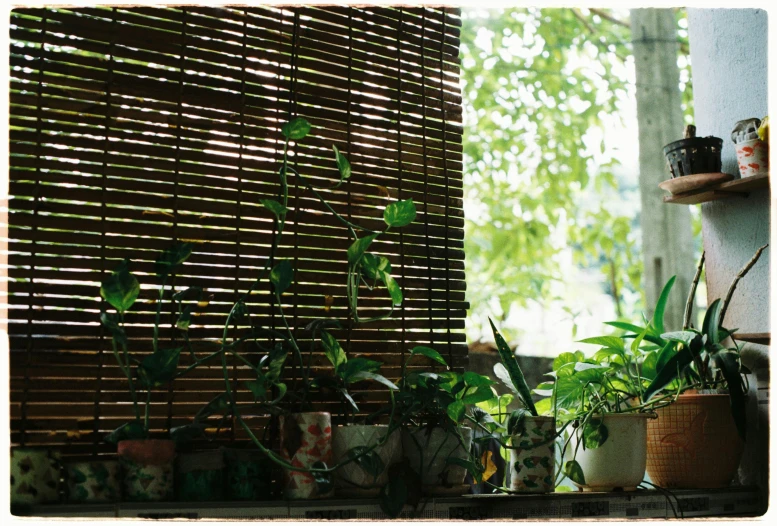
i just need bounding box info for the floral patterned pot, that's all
[65,460,120,503]
[10,448,61,505]
[646,393,744,489]
[175,450,224,502]
[509,416,556,493]
[117,439,176,502]
[569,413,652,492]
[332,424,402,497]
[280,412,334,499]
[401,426,473,494]
[223,448,278,501]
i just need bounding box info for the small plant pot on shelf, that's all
[401,426,473,496]
[509,416,556,493]
[646,393,744,489]
[223,448,279,501]
[117,439,176,502]
[65,459,121,503]
[332,424,402,497]
[735,138,769,178]
[663,127,723,178]
[175,450,224,502]
[279,412,334,500]
[568,413,652,492]
[10,448,62,506]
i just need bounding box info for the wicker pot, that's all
[646,394,744,489]
[65,460,121,503]
[10,448,61,506]
[332,424,402,497]
[663,136,723,177]
[401,426,473,495]
[223,448,278,501]
[175,450,224,502]
[279,412,334,499]
[117,439,176,502]
[569,413,651,492]
[509,416,556,493]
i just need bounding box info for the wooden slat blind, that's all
[7,5,465,457]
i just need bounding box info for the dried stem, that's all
[683,251,705,330]
[720,244,769,326]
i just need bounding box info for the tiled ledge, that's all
[13,486,765,520]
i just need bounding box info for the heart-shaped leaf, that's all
[582,417,609,449]
[270,260,294,294]
[260,199,288,218]
[138,347,182,388]
[155,242,193,279]
[281,117,311,140]
[347,234,379,265]
[446,399,466,422]
[333,145,351,181]
[383,199,416,228]
[564,460,586,485]
[100,260,139,313]
[321,330,347,373]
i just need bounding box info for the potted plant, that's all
[638,245,768,488]
[98,242,204,502]
[489,319,556,494]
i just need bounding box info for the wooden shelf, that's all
[734,333,770,345]
[663,173,769,205]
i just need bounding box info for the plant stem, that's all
[153,276,168,353]
[683,251,705,330]
[720,244,768,326]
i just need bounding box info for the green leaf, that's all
[338,357,382,382]
[170,422,207,444]
[410,346,448,367]
[155,243,194,279]
[464,371,495,388]
[604,321,647,334]
[245,377,269,402]
[379,469,408,518]
[137,347,182,388]
[310,460,333,495]
[447,399,466,422]
[383,199,417,228]
[643,344,695,401]
[173,286,202,303]
[333,145,352,181]
[582,418,609,449]
[104,421,147,444]
[661,330,700,347]
[349,371,398,390]
[269,259,293,294]
[195,393,230,420]
[489,318,537,416]
[281,117,311,140]
[266,343,288,382]
[712,351,746,439]
[100,260,140,313]
[641,350,658,382]
[553,351,583,372]
[100,312,127,346]
[506,408,530,435]
[320,330,348,373]
[564,460,586,486]
[461,386,496,405]
[381,271,403,306]
[176,310,192,331]
[361,253,392,280]
[578,336,625,352]
[347,446,385,479]
[260,199,288,218]
[652,276,676,334]
[347,234,379,265]
[702,298,723,344]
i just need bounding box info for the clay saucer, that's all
[658,172,735,195]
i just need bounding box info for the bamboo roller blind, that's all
[7,5,465,457]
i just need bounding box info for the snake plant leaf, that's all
[652,275,676,334]
[155,242,194,279]
[104,421,147,444]
[321,331,348,373]
[383,199,417,228]
[489,318,537,416]
[410,346,448,367]
[712,351,747,440]
[101,260,140,313]
[347,234,379,265]
[281,117,311,140]
[333,145,352,181]
[269,259,293,294]
[138,346,183,388]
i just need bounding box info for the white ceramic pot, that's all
[735,138,769,177]
[332,424,402,496]
[568,413,652,492]
[401,426,473,492]
[509,416,556,493]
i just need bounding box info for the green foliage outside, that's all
[460,8,696,343]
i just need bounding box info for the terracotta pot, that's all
[509,416,556,493]
[332,424,402,497]
[279,412,334,499]
[646,393,744,489]
[401,426,473,494]
[569,413,652,492]
[10,448,61,505]
[117,439,176,502]
[65,460,121,503]
[223,448,278,501]
[175,450,224,502]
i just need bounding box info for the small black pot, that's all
[663,136,723,178]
